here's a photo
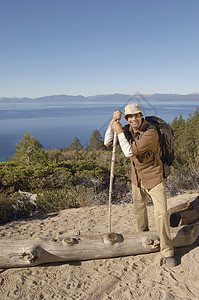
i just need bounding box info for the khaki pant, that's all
[132,181,174,257]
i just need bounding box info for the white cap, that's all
[124,103,143,119]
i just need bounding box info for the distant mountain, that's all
[0,95,87,102]
[0,93,199,103]
[144,93,199,102]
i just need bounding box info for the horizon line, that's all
[1,91,199,100]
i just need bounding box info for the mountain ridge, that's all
[0,93,199,103]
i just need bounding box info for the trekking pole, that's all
[108,129,117,233]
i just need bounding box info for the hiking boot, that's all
[165,256,177,267]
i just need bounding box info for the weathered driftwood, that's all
[169,196,199,227]
[0,223,198,268]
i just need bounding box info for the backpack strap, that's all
[123,124,134,143]
[145,123,157,131]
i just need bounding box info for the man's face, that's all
[127,113,143,129]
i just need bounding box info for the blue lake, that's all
[0,95,198,161]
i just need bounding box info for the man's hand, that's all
[112,111,122,121]
[110,121,123,134]
[110,111,123,134]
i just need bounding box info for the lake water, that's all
[0,95,198,161]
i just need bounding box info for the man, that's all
[104,103,176,267]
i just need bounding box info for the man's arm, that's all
[104,125,114,147]
[104,110,122,147]
[104,110,133,157]
[117,132,133,157]
[130,129,159,155]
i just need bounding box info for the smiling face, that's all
[126,113,143,129]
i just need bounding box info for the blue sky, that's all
[0,0,199,98]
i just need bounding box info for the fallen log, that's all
[169,195,199,227]
[0,223,198,268]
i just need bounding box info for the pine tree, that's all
[171,107,199,167]
[87,129,105,151]
[45,148,62,164]
[171,115,186,165]
[192,107,199,163]
[12,132,46,166]
[192,107,199,141]
[184,109,199,162]
[69,137,83,151]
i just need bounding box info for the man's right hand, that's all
[110,111,123,134]
[111,111,122,122]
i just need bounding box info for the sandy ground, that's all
[0,191,199,300]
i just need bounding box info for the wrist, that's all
[116,127,123,134]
